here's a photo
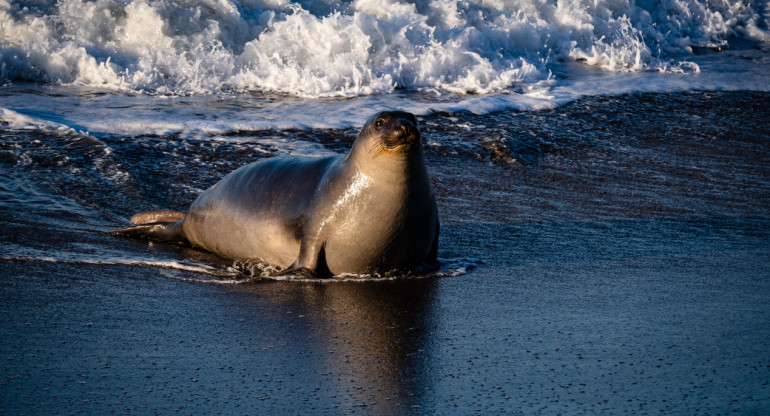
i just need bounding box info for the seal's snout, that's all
[399,119,418,141]
[375,111,420,150]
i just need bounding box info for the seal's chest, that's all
[322,192,431,275]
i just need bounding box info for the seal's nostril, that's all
[400,119,416,136]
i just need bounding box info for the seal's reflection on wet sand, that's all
[232,277,439,411]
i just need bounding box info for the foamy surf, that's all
[1,248,478,283]
[163,257,479,284]
[3,254,228,274]
[1,0,767,98]
[0,107,81,133]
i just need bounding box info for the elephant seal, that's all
[111,111,439,278]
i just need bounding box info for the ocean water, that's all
[2,0,770,414]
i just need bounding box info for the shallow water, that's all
[2,89,769,414]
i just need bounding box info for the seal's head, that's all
[355,111,422,158]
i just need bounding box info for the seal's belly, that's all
[183,209,300,267]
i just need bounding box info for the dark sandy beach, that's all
[2,91,769,414]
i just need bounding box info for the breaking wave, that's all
[1,0,767,97]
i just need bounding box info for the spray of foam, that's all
[0,0,767,96]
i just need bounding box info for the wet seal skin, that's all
[111,111,439,278]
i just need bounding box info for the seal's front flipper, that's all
[285,242,332,278]
[109,221,185,244]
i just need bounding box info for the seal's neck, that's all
[347,143,429,190]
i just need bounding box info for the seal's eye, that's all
[375,119,384,129]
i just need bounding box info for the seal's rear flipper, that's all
[109,221,185,243]
[131,210,185,225]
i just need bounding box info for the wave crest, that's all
[0,0,766,96]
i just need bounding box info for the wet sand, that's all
[3,224,769,414]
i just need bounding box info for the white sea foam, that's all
[0,106,79,133]
[1,0,767,97]
[1,244,230,276]
[2,247,477,283]
[219,256,479,283]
